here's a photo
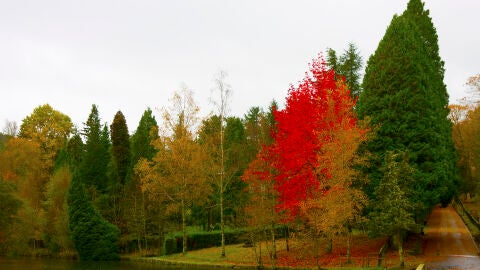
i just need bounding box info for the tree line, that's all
[0,0,465,268]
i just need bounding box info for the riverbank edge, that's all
[125,256,317,270]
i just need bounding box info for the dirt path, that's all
[423,205,480,269]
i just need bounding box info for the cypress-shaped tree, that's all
[357,0,458,219]
[110,111,131,185]
[67,172,119,260]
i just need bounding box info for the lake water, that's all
[0,258,199,270]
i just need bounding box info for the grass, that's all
[128,233,425,270]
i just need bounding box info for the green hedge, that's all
[163,229,249,255]
[163,226,289,255]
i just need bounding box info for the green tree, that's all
[67,172,119,261]
[357,0,457,218]
[243,104,275,161]
[110,111,131,185]
[66,134,84,170]
[131,108,158,164]
[126,108,159,252]
[43,165,75,255]
[326,43,363,98]
[369,152,420,268]
[80,105,110,194]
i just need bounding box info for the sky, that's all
[1,0,479,133]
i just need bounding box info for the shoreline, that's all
[125,255,314,270]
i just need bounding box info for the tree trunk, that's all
[347,232,351,264]
[219,108,227,258]
[285,225,290,252]
[182,199,187,255]
[270,224,276,259]
[220,184,226,257]
[395,233,405,269]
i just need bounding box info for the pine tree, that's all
[368,152,420,268]
[131,108,158,165]
[357,0,458,219]
[67,172,119,261]
[110,111,131,185]
[126,108,159,252]
[326,43,363,98]
[80,105,110,193]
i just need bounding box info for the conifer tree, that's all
[126,108,158,252]
[67,172,119,260]
[326,43,363,98]
[357,0,457,219]
[131,108,158,165]
[110,111,131,185]
[80,105,110,193]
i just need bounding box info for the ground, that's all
[134,205,480,269]
[423,205,480,270]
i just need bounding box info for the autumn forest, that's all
[1,0,479,269]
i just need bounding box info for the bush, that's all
[163,229,251,255]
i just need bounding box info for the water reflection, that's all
[0,258,192,270]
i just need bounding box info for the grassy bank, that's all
[126,235,424,270]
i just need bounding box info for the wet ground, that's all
[424,206,480,269]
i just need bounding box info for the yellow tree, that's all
[0,137,43,253]
[298,81,368,266]
[242,147,281,268]
[43,165,75,255]
[450,104,480,196]
[136,88,210,255]
[19,104,73,176]
[450,74,480,196]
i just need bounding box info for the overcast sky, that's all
[1,0,478,132]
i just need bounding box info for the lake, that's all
[0,258,203,270]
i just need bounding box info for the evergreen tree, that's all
[223,117,249,225]
[131,108,158,165]
[80,105,110,193]
[339,43,363,98]
[326,43,363,98]
[369,152,420,268]
[66,134,84,170]
[357,0,457,219]
[126,108,159,251]
[67,172,119,260]
[110,111,131,185]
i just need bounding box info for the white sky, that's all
[1,0,478,132]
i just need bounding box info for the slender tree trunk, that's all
[397,233,405,269]
[258,239,262,269]
[346,232,351,264]
[285,225,290,252]
[182,199,187,255]
[142,192,147,251]
[315,236,320,270]
[220,114,226,258]
[220,184,226,257]
[270,223,276,259]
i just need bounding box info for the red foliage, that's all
[243,55,362,221]
[270,56,358,218]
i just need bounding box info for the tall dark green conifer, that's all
[67,105,119,260]
[110,111,131,185]
[67,172,119,260]
[357,0,457,219]
[80,105,110,193]
[131,108,158,164]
